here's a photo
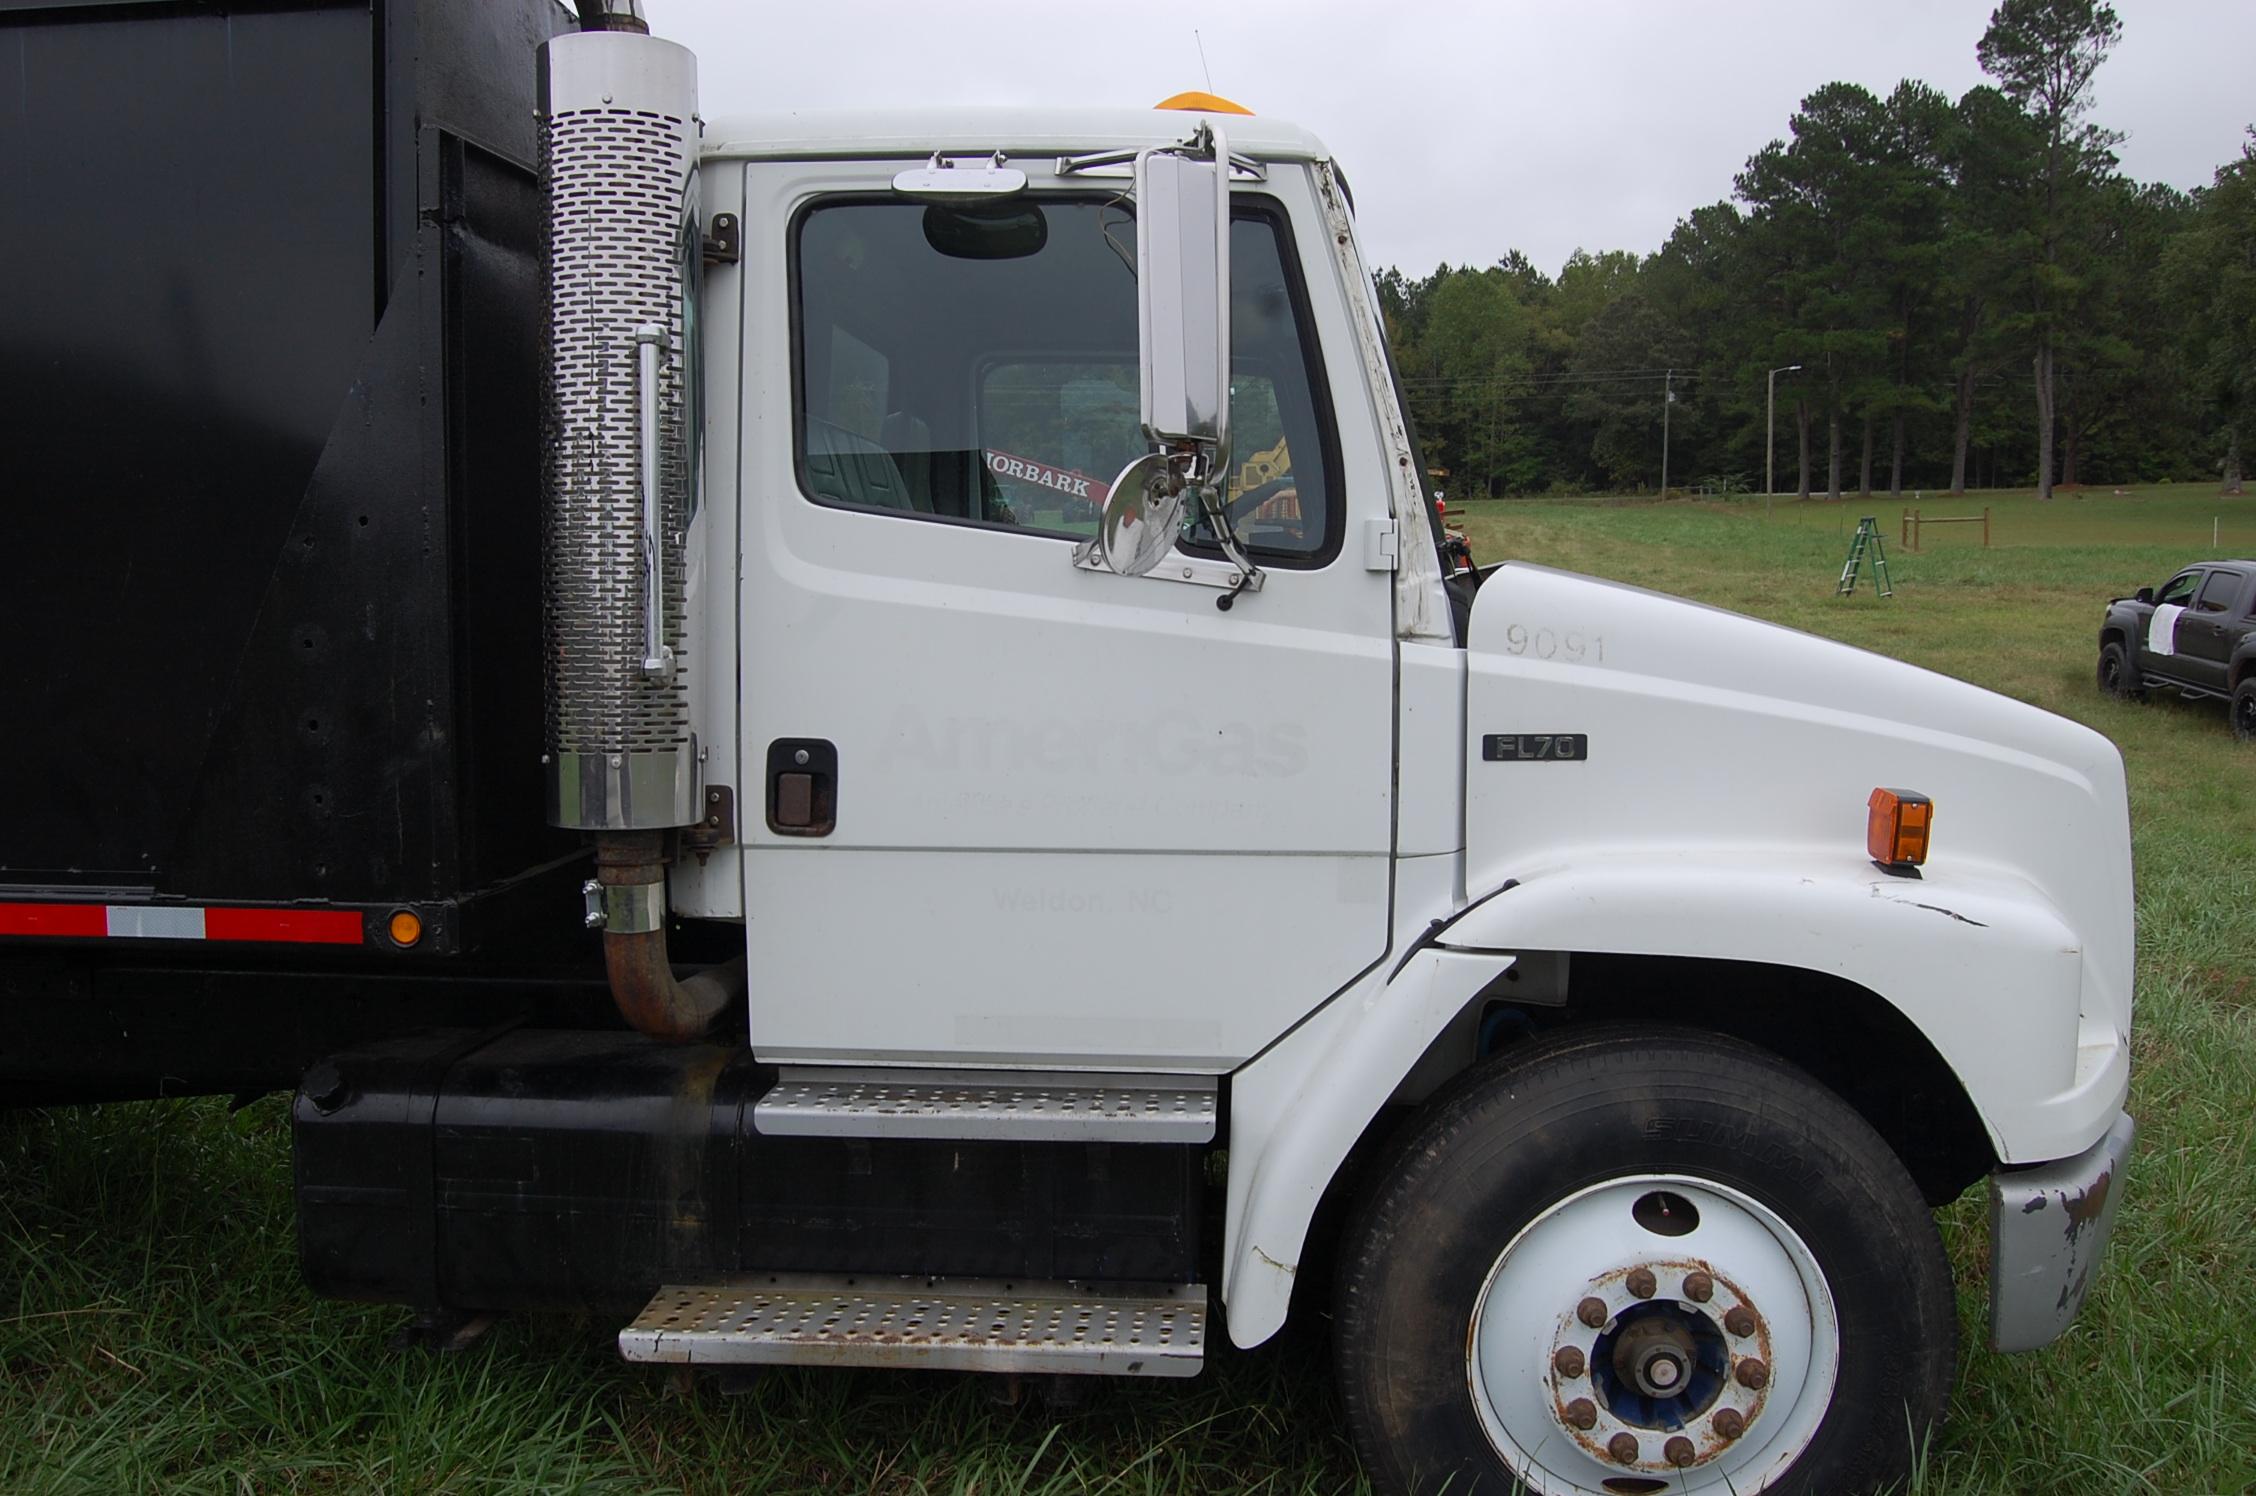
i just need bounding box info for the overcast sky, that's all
[656,0,2254,278]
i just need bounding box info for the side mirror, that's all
[1082,124,1239,583]
[1135,129,1230,460]
[2136,587,2155,605]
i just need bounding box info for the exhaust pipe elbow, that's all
[573,0,650,34]
[596,833,744,1041]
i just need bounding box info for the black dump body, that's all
[0,0,626,1100]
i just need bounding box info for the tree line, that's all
[1376,0,2254,501]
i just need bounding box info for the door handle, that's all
[766,739,838,837]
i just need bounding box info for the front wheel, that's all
[1334,1025,1954,1496]
[2097,639,2143,699]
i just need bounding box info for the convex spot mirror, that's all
[1096,452,1189,578]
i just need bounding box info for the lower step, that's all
[754,1067,1218,1142]
[619,1274,1207,1378]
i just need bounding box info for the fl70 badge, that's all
[1482,733,1589,763]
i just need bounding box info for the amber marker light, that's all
[387,909,424,948]
[1866,788,1933,873]
[1153,90,1255,115]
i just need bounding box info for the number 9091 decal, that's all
[1501,625,1604,663]
[1481,734,1589,763]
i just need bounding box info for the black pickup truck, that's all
[2097,560,2256,740]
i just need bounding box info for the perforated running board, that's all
[619,1275,1206,1377]
[752,1067,1217,1142]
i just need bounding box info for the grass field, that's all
[6,486,2255,1494]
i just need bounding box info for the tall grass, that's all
[6,487,2252,1493]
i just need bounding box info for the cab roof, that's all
[701,106,1331,166]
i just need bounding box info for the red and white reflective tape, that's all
[0,902,364,946]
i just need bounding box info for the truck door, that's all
[730,163,1395,1071]
[2143,568,2203,681]
[2179,567,2246,692]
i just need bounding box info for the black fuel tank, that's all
[294,1031,1204,1313]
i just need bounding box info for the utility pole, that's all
[1661,369,1673,499]
[1766,363,1803,514]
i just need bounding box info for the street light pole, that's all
[1766,363,1803,513]
[1661,368,1673,499]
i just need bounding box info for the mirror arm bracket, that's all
[1056,146,1267,181]
[1071,543,1265,595]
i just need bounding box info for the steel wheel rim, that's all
[1466,1174,1841,1495]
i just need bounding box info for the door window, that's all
[2156,572,2200,608]
[793,197,1340,563]
[2194,570,2243,613]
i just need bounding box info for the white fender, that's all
[1441,849,2125,1165]
[1223,942,1506,1349]
[1218,848,2128,1351]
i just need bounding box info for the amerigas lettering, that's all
[983,448,1106,503]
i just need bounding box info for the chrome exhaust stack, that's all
[542,14,736,1038]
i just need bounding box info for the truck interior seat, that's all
[804,416,929,513]
[880,411,934,512]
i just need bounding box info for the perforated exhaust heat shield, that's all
[539,30,701,829]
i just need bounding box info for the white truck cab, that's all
[432,14,2140,1494]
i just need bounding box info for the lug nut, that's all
[1735,1357,1770,1391]
[1562,1397,1598,1430]
[1553,1346,1587,1379]
[1682,1270,1714,1303]
[1625,1267,1657,1299]
[1577,1296,1609,1329]
[1664,1436,1697,1468]
[1713,1407,1747,1442]
[1607,1432,1640,1464]
[1723,1306,1757,1337]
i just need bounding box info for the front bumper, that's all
[1988,1110,2135,1352]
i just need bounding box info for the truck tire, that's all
[2233,678,2256,743]
[2097,639,2142,699]
[1334,1024,1953,1496]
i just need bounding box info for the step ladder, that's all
[1837,516,1894,597]
[620,1274,1207,1377]
[752,1067,1217,1142]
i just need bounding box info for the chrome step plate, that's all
[753,1068,1217,1142]
[619,1275,1206,1377]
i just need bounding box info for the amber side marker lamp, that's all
[1866,788,1933,877]
[387,909,424,948]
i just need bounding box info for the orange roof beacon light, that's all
[1154,90,1254,116]
[1866,788,1933,876]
